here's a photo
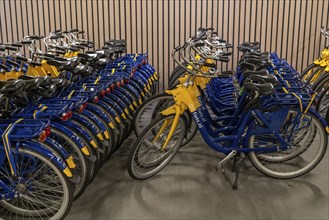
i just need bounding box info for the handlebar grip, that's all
[20,40,32,45]
[203,63,217,68]
[222,51,233,56]
[44,53,56,58]
[8,43,23,48]
[5,46,18,51]
[6,59,20,67]
[225,44,234,49]
[69,28,79,33]
[219,57,230,62]
[78,31,85,34]
[194,43,205,47]
[53,29,62,33]
[28,61,42,66]
[174,45,181,52]
[0,64,10,71]
[15,55,28,62]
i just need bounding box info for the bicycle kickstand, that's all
[232,153,245,190]
[216,150,237,173]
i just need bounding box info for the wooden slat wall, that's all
[0,0,328,91]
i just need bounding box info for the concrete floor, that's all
[67,133,329,220]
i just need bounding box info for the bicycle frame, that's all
[159,79,301,155]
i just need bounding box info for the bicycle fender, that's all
[307,107,329,133]
[51,122,87,154]
[20,140,76,180]
[59,120,93,143]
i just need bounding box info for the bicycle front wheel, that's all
[133,93,198,146]
[128,114,187,180]
[0,148,73,220]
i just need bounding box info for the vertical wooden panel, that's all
[0,0,328,90]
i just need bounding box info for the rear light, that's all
[121,79,125,86]
[100,89,106,98]
[45,125,51,137]
[78,103,87,113]
[61,113,69,121]
[142,59,146,64]
[125,79,130,84]
[67,111,73,119]
[106,87,111,93]
[38,131,47,142]
[93,96,99,103]
[110,84,115,91]
[116,81,121,87]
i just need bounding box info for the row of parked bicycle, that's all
[0,29,158,219]
[1,26,329,220]
[127,27,329,191]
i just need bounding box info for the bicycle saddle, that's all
[18,75,52,87]
[241,42,260,47]
[95,58,110,67]
[104,40,125,47]
[47,59,78,70]
[46,59,70,67]
[242,53,270,60]
[72,64,93,75]
[0,45,6,51]
[38,84,57,97]
[249,74,279,85]
[246,51,270,57]
[51,78,68,88]
[77,52,98,62]
[0,80,26,94]
[239,61,257,71]
[243,82,276,96]
[86,50,107,58]
[23,78,43,91]
[243,58,270,67]
[237,43,260,53]
[243,69,269,78]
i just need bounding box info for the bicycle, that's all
[127,29,328,190]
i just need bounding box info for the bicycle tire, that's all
[128,114,187,180]
[249,109,327,179]
[0,148,73,220]
[300,63,317,80]
[50,127,90,200]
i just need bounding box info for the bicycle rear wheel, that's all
[248,109,327,179]
[128,114,186,180]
